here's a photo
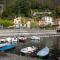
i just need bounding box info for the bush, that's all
[31,21,38,28]
[0,19,13,27]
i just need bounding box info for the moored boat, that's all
[20,46,37,55]
[30,36,40,40]
[37,47,49,59]
[18,36,27,43]
[0,44,15,51]
[0,43,10,48]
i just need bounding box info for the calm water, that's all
[3,36,60,60]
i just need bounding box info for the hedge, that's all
[0,19,13,27]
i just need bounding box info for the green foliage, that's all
[15,0,31,17]
[31,22,38,28]
[55,5,60,17]
[1,0,60,18]
[0,19,13,27]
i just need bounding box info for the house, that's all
[42,16,53,25]
[13,17,22,28]
[26,21,31,28]
[39,20,45,27]
[54,18,60,29]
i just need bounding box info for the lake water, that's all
[1,36,60,60]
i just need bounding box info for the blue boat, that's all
[37,47,49,59]
[0,44,15,51]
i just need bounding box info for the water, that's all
[1,36,60,60]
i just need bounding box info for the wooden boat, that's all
[37,47,49,59]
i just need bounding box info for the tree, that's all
[16,0,31,17]
[55,5,60,17]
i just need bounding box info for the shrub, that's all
[0,19,13,27]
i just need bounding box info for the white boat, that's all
[0,43,11,47]
[11,37,18,45]
[37,47,49,58]
[12,37,18,42]
[0,38,6,42]
[20,46,37,54]
[5,37,12,43]
[30,36,40,40]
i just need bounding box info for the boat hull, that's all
[37,54,49,59]
[0,44,15,51]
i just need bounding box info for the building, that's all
[42,16,53,25]
[39,20,45,27]
[54,18,60,29]
[13,17,22,28]
[26,21,31,28]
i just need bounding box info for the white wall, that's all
[42,16,53,25]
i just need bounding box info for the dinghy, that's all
[0,38,6,43]
[20,46,37,55]
[0,43,10,47]
[5,37,12,43]
[11,37,18,45]
[30,36,40,43]
[37,47,49,59]
[30,36,40,40]
[18,36,27,43]
[0,44,15,51]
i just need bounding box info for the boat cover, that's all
[37,47,49,56]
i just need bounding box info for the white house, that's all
[42,16,53,25]
[26,21,31,28]
[13,17,22,28]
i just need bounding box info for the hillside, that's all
[0,0,60,18]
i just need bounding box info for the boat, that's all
[18,36,27,43]
[30,36,40,40]
[0,38,6,43]
[0,43,10,48]
[30,36,40,43]
[37,47,49,59]
[12,37,18,42]
[0,43,15,51]
[11,37,18,45]
[5,37,12,43]
[20,46,37,55]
